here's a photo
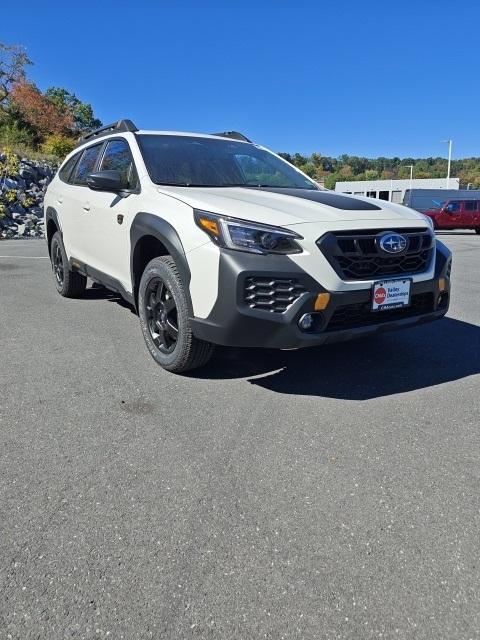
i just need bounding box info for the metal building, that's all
[334,177,460,203]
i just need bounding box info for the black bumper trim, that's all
[190,241,452,349]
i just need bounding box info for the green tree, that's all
[45,87,102,132]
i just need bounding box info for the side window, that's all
[446,201,460,213]
[98,139,137,189]
[465,200,477,211]
[72,144,103,185]
[59,152,81,183]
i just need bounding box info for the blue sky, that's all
[3,0,479,158]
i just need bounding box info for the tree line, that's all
[278,152,480,190]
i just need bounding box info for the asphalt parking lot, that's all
[0,233,479,639]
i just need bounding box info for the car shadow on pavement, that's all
[191,317,480,400]
[83,284,137,315]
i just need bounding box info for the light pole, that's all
[442,139,452,189]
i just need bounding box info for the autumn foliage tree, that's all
[0,40,102,157]
[10,81,73,136]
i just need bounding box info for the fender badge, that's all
[117,214,124,225]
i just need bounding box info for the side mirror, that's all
[87,170,124,192]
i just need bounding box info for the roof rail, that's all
[76,119,138,147]
[211,130,252,143]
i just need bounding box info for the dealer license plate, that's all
[372,278,411,311]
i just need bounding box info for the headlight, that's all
[422,214,434,230]
[194,210,303,255]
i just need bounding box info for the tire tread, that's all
[51,232,86,298]
[139,256,214,373]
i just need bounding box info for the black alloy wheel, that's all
[138,256,214,373]
[144,277,179,354]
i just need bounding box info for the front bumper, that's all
[190,241,452,349]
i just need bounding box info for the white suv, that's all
[45,120,452,373]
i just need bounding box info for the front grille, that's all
[326,293,434,332]
[244,276,306,313]
[317,228,434,280]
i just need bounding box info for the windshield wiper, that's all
[155,181,244,187]
[154,181,319,190]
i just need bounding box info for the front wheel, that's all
[138,256,214,373]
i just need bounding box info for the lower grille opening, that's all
[244,276,306,313]
[326,293,434,332]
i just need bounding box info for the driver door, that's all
[440,200,460,228]
[84,138,140,290]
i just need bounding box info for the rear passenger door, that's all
[84,138,140,289]
[58,143,103,263]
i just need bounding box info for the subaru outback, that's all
[45,120,452,373]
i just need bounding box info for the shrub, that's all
[41,134,76,158]
[4,188,18,202]
[0,120,36,148]
[0,146,20,192]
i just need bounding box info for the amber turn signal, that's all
[198,217,220,236]
[438,277,446,292]
[314,292,331,310]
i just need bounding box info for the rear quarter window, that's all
[59,152,81,183]
[72,144,103,185]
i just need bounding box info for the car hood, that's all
[156,185,428,227]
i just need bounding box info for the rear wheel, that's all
[50,232,86,297]
[138,256,214,373]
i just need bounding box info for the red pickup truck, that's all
[424,199,480,233]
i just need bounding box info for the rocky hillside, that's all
[0,150,56,239]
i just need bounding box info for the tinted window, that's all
[465,200,477,211]
[98,139,137,189]
[447,201,460,212]
[73,144,103,185]
[137,134,318,190]
[59,152,81,183]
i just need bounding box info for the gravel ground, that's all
[0,233,479,639]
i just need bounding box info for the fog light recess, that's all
[437,292,449,309]
[298,312,324,332]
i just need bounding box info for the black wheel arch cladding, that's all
[45,206,62,252]
[130,212,192,312]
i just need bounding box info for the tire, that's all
[50,232,86,298]
[475,228,480,235]
[138,256,214,373]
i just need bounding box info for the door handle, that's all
[82,203,90,212]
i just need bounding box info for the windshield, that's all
[137,134,319,190]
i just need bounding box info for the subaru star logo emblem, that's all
[378,232,408,254]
